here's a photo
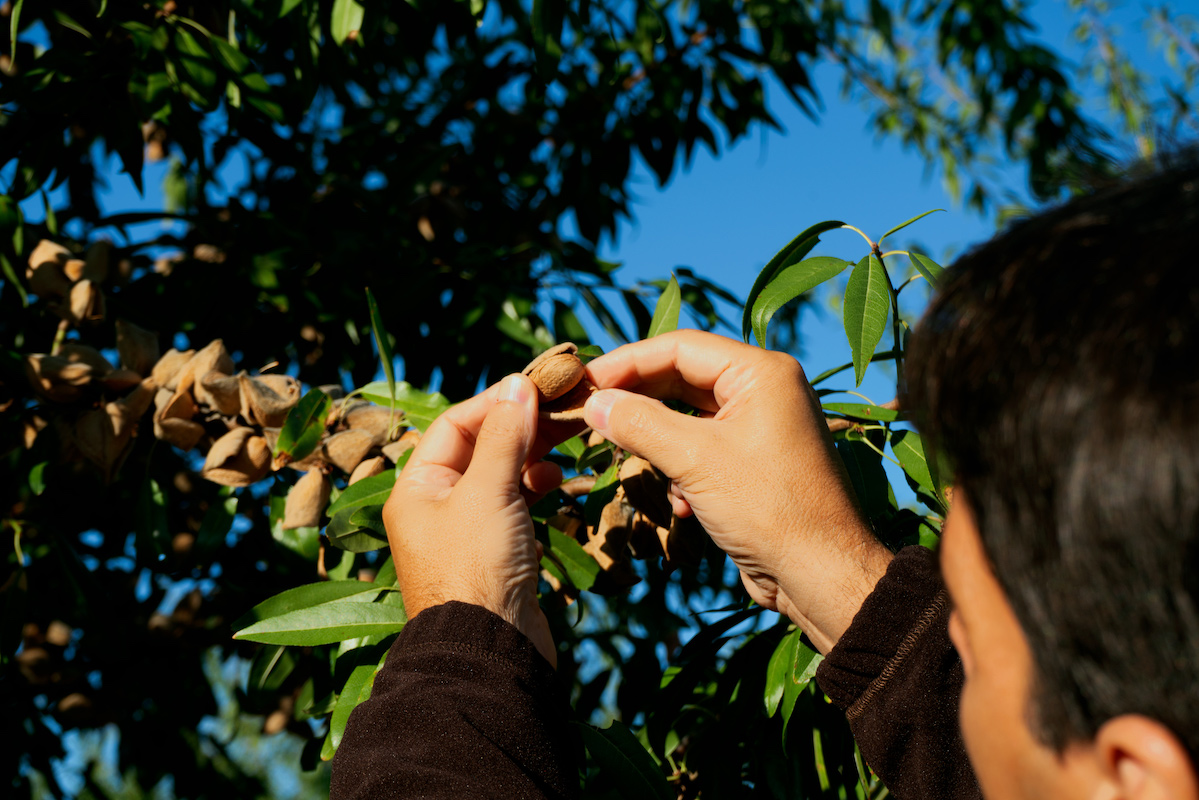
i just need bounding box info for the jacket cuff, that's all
[393,600,557,682]
[815,546,949,711]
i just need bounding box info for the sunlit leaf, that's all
[909,251,944,289]
[842,255,891,386]
[646,274,681,338]
[365,287,394,402]
[821,402,900,422]
[751,256,851,347]
[234,596,404,646]
[879,208,944,242]
[232,580,382,632]
[544,523,599,592]
[327,661,378,757]
[359,382,450,433]
[742,220,845,343]
[273,388,332,468]
[326,507,389,553]
[327,471,396,517]
[330,0,365,46]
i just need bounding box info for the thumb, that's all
[462,374,537,492]
[584,388,706,479]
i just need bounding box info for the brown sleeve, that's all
[815,546,982,800]
[330,601,579,800]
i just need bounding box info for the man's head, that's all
[907,157,1199,798]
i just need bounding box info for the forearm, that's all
[331,601,578,800]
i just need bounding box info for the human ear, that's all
[1093,715,1198,800]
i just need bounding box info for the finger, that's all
[669,481,693,518]
[583,387,713,480]
[584,329,764,410]
[460,374,538,491]
[402,378,513,484]
[522,460,563,496]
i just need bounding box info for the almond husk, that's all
[152,348,196,390]
[62,259,86,282]
[323,429,374,474]
[197,370,242,416]
[344,404,402,446]
[25,355,94,403]
[175,340,234,397]
[153,387,204,450]
[101,369,144,393]
[238,373,299,428]
[116,319,159,377]
[27,261,72,299]
[618,456,673,530]
[202,427,271,487]
[58,344,114,374]
[538,378,596,422]
[582,486,640,592]
[628,510,667,560]
[523,343,586,402]
[27,240,72,275]
[61,279,105,325]
[282,469,330,529]
[349,455,386,485]
[382,429,420,463]
[84,240,112,283]
[662,513,707,568]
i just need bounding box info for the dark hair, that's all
[905,157,1199,759]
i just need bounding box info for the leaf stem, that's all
[873,245,905,394]
[49,318,70,356]
[841,224,874,248]
[860,435,903,469]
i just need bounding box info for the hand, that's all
[582,330,893,653]
[382,373,564,667]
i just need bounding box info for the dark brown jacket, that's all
[332,546,980,799]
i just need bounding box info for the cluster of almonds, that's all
[523,343,708,596]
[25,239,112,327]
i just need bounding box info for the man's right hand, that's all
[582,330,893,653]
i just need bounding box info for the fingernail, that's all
[502,374,530,404]
[585,389,616,432]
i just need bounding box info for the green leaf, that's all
[28,462,47,496]
[0,254,27,307]
[751,256,852,347]
[247,644,296,698]
[328,661,378,755]
[764,627,796,717]
[879,208,945,243]
[531,0,565,80]
[809,350,898,386]
[10,0,23,70]
[572,721,672,800]
[576,344,604,362]
[842,255,891,386]
[326,507,389,552]
[544,524,599,592]
[358,382,450,433]
[836,440,891,522]
[646,274,681,338]
[330,0,364,46]
[820,402,900,422]
[197,491,237,558]
[273,388,333,468]
[364,287,394,404]
[134,478,169,563]
[280,0,305,17]
[232,580,382,632]
[742,220,845,343]
[555,435,586,460]
[210,37,250,74]
[583,460,620,527]
[909,251,944,289]
[234,596,404,646]
[39,191,57,236]
[174,28,218,93]
[327,471,396,517]
[891,430,934,495]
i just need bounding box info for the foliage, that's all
[0,0,1195,797]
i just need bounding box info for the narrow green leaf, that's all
[174,28,218,92]
[891,430,934,494]
[358,382,450,433]
[364,287,394,402]
[326,471,396,517]
[842,255,891,386]
[836,440,891,523]
[646,274,682,338]
[234,599,405,646]
[576,344,604,362]
[821,402,900,422]
[809,350,898,386]
[909,251,944,289]
[39,191,57,236]
[247,644,296,697]
[328,662,378,754]
[326,507,389,552]
[583,460,620,527]
[274,388,333,467]
[554,435,586,460]
[764,627,797,717]
[0,254,27,307]
[349,505,386,537]
[280,0,305,17]
[742,220,845,343]
[572,721,672,800]
[879,208,945,243]
[10,0,23,70]
[545,524,599,592]
[373,556,397,587]
[751,256,852,347]
[330,0,364,45]
[28,462,47,496]
[232,580,381,632]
